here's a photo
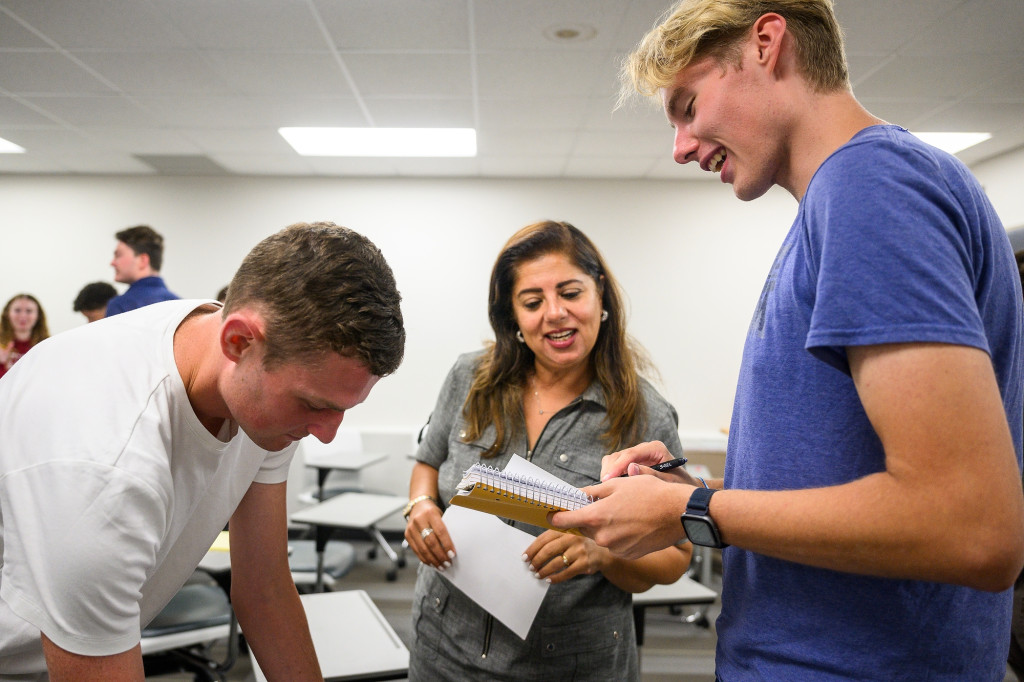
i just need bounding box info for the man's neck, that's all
[781,89,886,201]
[173,307,230,437]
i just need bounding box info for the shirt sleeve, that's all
[415,355,474,469]
[802,139,989,373]
[639,379,684,457]
[0,461,167,656]
[252,442,296,484]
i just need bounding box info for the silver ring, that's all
[561,554,570,567]
[420,527,434,539]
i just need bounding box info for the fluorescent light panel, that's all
[910,131,991,155]
[0,136,25,154]
[279,127,476,157]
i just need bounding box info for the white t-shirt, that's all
[0,300,293,675]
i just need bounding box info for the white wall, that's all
[0,174,793,435]
[974,146,1024,231]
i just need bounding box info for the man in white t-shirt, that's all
[0,222,406,681]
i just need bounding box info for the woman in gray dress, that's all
[403,220,692,681]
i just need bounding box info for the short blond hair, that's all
[622,0,849,101]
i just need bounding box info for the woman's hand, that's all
[403,499,455,571]
[521,530,609,585]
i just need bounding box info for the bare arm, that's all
[229,481,321,681]
[41,637,144,682]
[712,343,1023,590]
[558,343,1024,591]
[524,529,691,593]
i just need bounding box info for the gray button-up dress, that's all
[409,351,684,681]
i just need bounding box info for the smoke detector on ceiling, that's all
[544,24,597,43]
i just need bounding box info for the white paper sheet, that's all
[435,504,549,639]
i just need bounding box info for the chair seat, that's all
[143,583,232,637]
[289,539,356,580]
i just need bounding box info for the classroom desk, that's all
[303,448,390,504]
[632,575,718,646]
[291,492,407,588]
[249,589,409,681]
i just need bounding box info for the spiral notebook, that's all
[448,455,591,534]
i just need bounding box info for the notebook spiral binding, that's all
[461,463,593,511]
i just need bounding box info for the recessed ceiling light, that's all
[0,136,25,154]
[543,23,597,43]
[910,131,991,155]
[279,127,476,158]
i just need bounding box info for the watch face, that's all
[683,517,718,546]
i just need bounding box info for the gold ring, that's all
[562,554,570,567]
[420,527,434,539]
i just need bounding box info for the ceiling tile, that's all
[362,97,476,128]
[0,52,115,94]
[186,128,296,154]
[854,53,1005,100]
[23,95,157,127]
[834,0,962,55]
[477,130,576,157]
[476,49,610,97]
[156,0,325,50]
[0,96,56,125]
[343,53,473,98]
[0,0,191,49]
[315,0,470,51]
[474,0,628,51]
[71,51,229,94]
[205,52,353,97]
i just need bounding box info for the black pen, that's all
[620,456,688,477]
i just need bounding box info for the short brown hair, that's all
[115,225,166,271]
[223,222,405,377]
[623,0,849,102]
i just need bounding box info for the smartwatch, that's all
[681,487,728,548]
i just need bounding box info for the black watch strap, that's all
[685,486,716,515]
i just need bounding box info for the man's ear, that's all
[137,251,151,272]
[220,311,266,364]
[751,12,787,73]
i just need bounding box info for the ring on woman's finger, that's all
[420,527,434,539]
[561,554,570,567]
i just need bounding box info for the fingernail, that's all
[448,550,456,559]
[545,578,552,583]
[437,565,445,572]
[528,564,536,572]
[443,561,451,568]
[521,553,529,562]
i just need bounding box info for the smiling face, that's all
[111,241,147,284]
[6,297,39,339]
[661,50,788,201]
[511,252,603,376]
[223,349,380,452]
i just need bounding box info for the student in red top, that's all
[0,293,49,380]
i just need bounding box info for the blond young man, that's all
[554,2,1024,679]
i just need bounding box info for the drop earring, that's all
[516,330,525,343]
[601,309,609,322]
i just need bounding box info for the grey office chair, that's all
[141,570,237,682]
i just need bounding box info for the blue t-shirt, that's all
[105,276,179,317]
[717,125,1023,681]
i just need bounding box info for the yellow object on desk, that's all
[210,530,230,552]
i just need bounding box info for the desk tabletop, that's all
[632,575,718,607]
[291,491,407,528]
[303,449,390,471]
[251,589,409,681]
